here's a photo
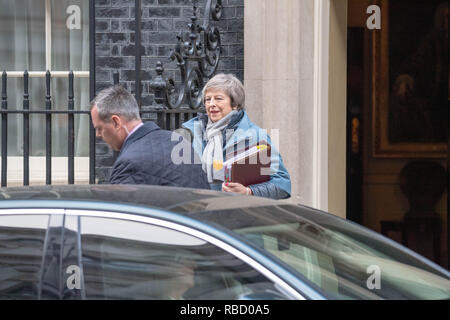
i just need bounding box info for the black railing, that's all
[0,71,95,187]
[0,0,223,187]
[1,72,7,187]
[23,71,29,186]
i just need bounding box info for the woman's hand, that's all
[222,182,252,195]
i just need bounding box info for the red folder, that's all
[223,141,271,186]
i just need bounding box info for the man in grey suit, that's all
[90,85,210,189]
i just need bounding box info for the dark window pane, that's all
[0,0,46,71]
[79,216,290,300]
[0,214,49,299]
[51,0,90,71]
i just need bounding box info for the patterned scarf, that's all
[202,110,238,183]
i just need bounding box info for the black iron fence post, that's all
[89,116,95,184]
[1,71,7,187]
[89,0,96,185]
[23,71,30,186]
[45,71,52,185]
[68,71,75,184]
[149,62,168,129]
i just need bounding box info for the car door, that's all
[63,209,303,300]
[0,209,64,299]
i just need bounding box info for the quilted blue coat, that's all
[182,110,291,199]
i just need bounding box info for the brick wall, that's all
[94,0,244,183]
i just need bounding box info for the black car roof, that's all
[0,184,279,213]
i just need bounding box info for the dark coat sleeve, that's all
[109,160,147,185]
[109,160,136,184]
[109,129,210,189]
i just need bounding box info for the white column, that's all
[313,0,330,211]
[244,0,347,217]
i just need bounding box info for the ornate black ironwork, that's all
[150,0,223,110]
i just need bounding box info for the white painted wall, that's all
[244,0,347,217]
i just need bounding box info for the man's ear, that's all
[111,115,122,129]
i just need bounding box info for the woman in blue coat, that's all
[181,73,291,200]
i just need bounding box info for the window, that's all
[72,215,291,300]
[231,205,450,300]
[0,0,90,184]
[0,213,50,299]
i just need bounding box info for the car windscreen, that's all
[189,205,450,300]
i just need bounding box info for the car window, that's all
[53,214,85,300]
[40,214,65,299]
[72,215,291,300]
[229,205,450,300]
[0,214,49,299]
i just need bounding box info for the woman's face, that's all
[204,88,236,123]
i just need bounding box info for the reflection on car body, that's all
[0,185,449,300]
